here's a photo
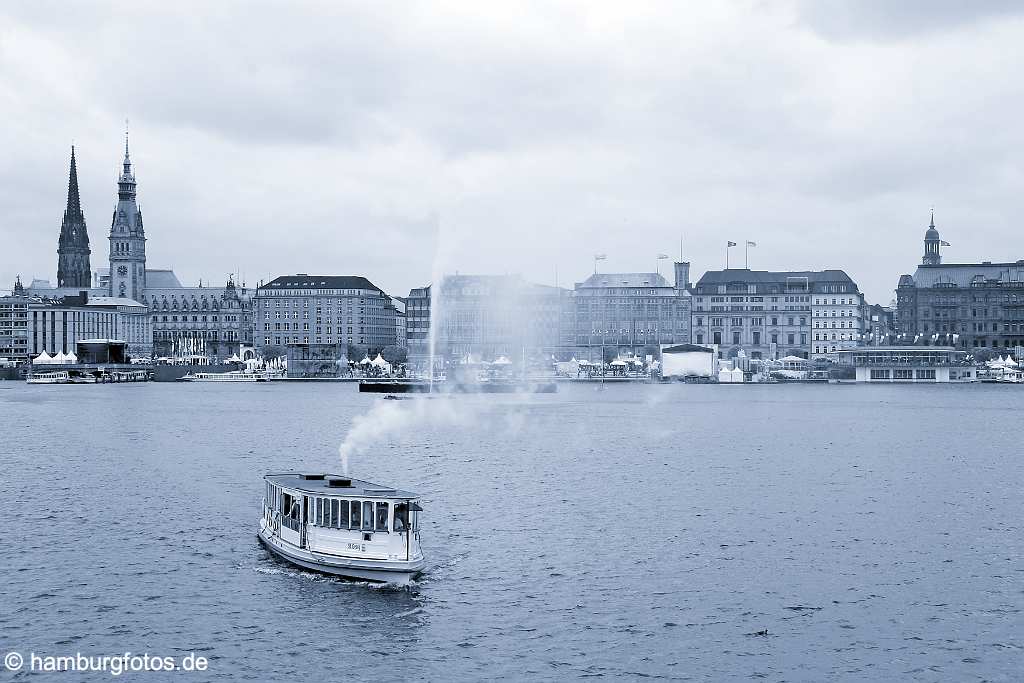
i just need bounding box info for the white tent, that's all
[1005,356,1018,368]
[371,353,391,368]
[65,351,78,364]
[610,359,627,366]
[359,356,372,365]
[33,351,52,365]
[53,351,67,364]
[492,356,512,365]
[731,367,744,382]
[225,354,242,364]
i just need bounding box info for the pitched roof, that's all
[577,272,671,288]
[908,262,1024,288]
[145,269,183,288]
[694,269,854,286]
[261,275,382,292]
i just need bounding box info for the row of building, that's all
[4,140,1024,367]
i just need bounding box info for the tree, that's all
[347,344,367,362]
[261,344,286,360]
[381,345,408,365]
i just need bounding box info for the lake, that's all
[0,381,1020,681]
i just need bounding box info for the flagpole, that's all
[745,242,748,269]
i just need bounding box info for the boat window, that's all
[350,500,361,529]
[330,499,339,528]
[375,502,389,532]
[393,503,408,532]
[339,500,350,529]
[362,501,374,531]
[315,498,322,526]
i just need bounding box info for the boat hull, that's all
[257,526,423,586]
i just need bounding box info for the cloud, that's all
[797,0,1024,42]
[1,2,1024,306]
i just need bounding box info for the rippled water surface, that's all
[0,381,1021,681]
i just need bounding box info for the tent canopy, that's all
[492,356,512,365]
[371,353,390,368]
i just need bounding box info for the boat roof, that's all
[265,472,419,499]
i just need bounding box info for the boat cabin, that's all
[262,473,422,564]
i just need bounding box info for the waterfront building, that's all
[836,346,975,383]
[144,273,254,359]
[810,276,865,360]
[864,303,896,345]
[425,274,568,363]
[255,275,397,357]
[392,296,407,348]
[0,288,30,362]
[691,268,861,360]
[896,213,1024,351]
[285,343,343,378]
[405,285,432,368]
[27,292,152,357]
[569,262,691,362]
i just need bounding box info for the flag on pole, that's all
[727,241,737,247]
[940,240,951,247]
[746,241,757,247]
[656,253,669,259]
[594,254,607,260]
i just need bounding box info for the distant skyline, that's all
[3,2,1024,304]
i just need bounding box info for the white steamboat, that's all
[257,473,424,585]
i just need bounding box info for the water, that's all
[0,382,1020,681]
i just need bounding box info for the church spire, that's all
[929,207,935,229]
[66,145,82,219]
[57,145,92,288]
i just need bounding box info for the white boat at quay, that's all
[178,370,270,382]
[26,371,70,384]
[258,473,425,585]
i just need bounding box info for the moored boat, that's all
[178,370,270,382]
[26,371,70,384]
[257,473,425,585]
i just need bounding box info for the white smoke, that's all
[338,397,485,475]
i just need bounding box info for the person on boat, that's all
[394,503,409,532]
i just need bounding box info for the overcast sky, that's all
[2,1,1023,304]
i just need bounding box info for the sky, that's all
[2,1,1023,305]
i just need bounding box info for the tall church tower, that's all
[108,132,146,300]
[56,146,92,288]
[922,209,941,266]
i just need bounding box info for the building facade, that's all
[691,268,861,360]
[406,285,432,366]
[255,275,397,357]
[144,273,253,358]
[810,275,865,360]
[429,274,568,362]
[569,263,691,361]
[0,290,30,362]
[896,215,1024,351]
[27,292,152,357]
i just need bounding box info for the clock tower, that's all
[108,131,147,300]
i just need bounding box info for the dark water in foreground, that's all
[0,382,1020,681]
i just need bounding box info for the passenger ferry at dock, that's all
[178,370,270,382]
[257,473,425,585]
[26,371,70,384]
